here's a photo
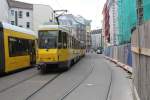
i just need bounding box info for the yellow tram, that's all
[0,22,38,74]
[38,25,85,72]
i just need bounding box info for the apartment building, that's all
[0,0,9,22]
[8,0,33,29]
[7,0,55,35]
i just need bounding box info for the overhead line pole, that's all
[53,10,68,25]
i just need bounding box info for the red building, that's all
[102,1,110,43]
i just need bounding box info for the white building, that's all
[33,4,54,34]
[8,0,33,29]
[109,0,119,45]
[0,0,9,22]
[91,29,102,49]
[7,0,55,35]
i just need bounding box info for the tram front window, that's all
[39,31,58,49]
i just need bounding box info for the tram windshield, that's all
[38,31,58,49]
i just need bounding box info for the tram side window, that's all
[62,32,67,48]
[9,37,29,57]
[67,35,69,48]
[58,31,62,48]
[70,37,72,49]
[70,37,72,48]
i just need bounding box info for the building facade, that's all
[59,14,91,47]
[85,20,92,52]
[33,4,54,34]
[8,0,33,29]
[102,0,110,47]
[109,0,118,45]
[91,29,102,50]
[0,0,9,22]
[6,0,55,35]
[103,0,137,46]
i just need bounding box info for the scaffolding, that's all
[117,0,137,45]
[143,0,150,21]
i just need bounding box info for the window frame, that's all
[11,21,15,25]
[11,10,14,16]
[8,37,30,57]
[26,22,30,28]
[19,11,23,18]
[26,12,30,17]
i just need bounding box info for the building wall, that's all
[109,0,119,45]
[0,0,9,22]
[86,23,91,51]
[109,3,114,45]
[91,34,101,49]
[9,8,33,29]
[102,1,110,44]
[33,4,54,34]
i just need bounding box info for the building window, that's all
[11,10,14,16]
[11,21,15,25]
[26,12,30,17]
[8,37,29,57]
[19,11,23,18]
[26,22,30,28]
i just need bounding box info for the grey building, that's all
[59,14,91,48]
[91,29,103,50]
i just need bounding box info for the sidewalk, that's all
[106,60,133,100]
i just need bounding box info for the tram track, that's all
[22,55,93,100]
[0,72,62,100]
[25,73,62,100]
[0,68,39,93]
[0,54,94,100]
[0,72,38,93]
[58,55,94,100]
[58,65,94,100]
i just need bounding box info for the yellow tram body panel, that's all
[5,56,30,72]
[2,26,37,73]
[38,49,58,63]
[38,49,72,63]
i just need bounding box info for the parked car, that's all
[96,49,102,54]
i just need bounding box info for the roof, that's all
[90,29,102,34]
[1,22,36,37]
[8,0,33,10]
[38,25,71,33]
[59,14,91,26]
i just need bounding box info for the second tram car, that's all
[38,25,85,72]
[0,22,38,74]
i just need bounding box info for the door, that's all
[58,31,68,62]
[29,40,36,65]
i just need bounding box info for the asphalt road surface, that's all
[0,53,133,100]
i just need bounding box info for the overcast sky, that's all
[17,0,105,30]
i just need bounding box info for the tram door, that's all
[29,40,36,65]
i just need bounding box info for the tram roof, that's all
[0,22,36,37]
[38,25,71,32]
